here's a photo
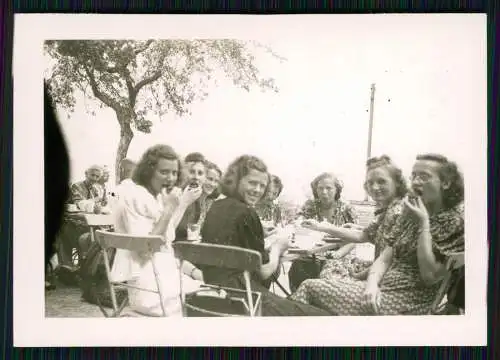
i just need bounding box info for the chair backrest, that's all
[429,251,465,315]
[95,230,164,253]
[172,242,262,273]
[447,252,465,270]
[84,214,115,227]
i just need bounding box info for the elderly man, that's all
[69,165,103,209]
[57,165,103,272]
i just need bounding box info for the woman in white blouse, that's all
[110,144,203,316]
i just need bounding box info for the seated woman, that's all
[171,152,208,241]
[291,153,465,315]
[255,174,284,229]
[308,156,408,281]
[288,172,359,292]
[198,161,223,226]
[110,144,203,317]
[199,155,330,316]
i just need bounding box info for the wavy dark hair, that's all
[364,154,408,200]
[205,161,223,200]
[220,155,271,201]
[415,153,464,209]
[184,152,206,164]
[310,172,343,201]
[132,144,182,191]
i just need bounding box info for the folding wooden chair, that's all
[172,242,263,317]
[94,230,167,317]
[429,252,465,315]
[83,214,114,243]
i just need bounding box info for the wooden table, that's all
[57,212,114,267]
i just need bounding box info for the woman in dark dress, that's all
[200,155,330,316]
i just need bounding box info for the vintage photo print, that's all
[13,14,487,346]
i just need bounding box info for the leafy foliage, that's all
[44,40,283,132]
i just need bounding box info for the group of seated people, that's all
[53,144,465,317]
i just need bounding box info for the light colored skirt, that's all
[111,247,202,317]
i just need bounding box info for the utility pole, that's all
[364,83,376,202]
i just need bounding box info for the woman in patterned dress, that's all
[318,155,409,281]
[287,172,359,292]
[290,154,465,315]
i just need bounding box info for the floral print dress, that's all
[290,202,465,315]
[287,199,359,292]
[319,199,404,280]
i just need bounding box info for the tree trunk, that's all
[115,119,134,185]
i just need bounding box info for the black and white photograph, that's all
[14,14,486,346]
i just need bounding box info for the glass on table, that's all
[187,223,202,242]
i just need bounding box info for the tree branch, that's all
[126,70,162,109]
[135,71,162,93]
[83,65,120,110]
[134,40,154,55]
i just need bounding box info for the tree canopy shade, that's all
[44,39,284,183]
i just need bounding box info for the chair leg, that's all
[101,248,119,316]
[243,271,255,317]
[178,260,186,317]
[150,255,168,317]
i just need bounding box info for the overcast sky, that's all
[52,15,486,204]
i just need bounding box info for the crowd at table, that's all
[48,145,465,317]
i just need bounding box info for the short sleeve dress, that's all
[288,199,360,291]
[319,199,404,280]
[290,202,465,315]
[200,197,330,316]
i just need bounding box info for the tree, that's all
[44,40,284,183]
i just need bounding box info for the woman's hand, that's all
[301,219,322,231]
[180,185,203,206]
[403,196,430,225]
[161,187,182,210]
[271,235,292,255]
[191,268,204,282]
[342,223,364,231]
[362,282,381,314]
[264,226,278,238]
[349,267,369,280]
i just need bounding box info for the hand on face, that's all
[161,186,182,210]
[180,184,203,206]
[403,195,429,224]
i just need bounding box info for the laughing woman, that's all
[291,154,465,315]
[304,156,408,281]
[200,155,330,316]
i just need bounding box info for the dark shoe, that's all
[45,281,56,290]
